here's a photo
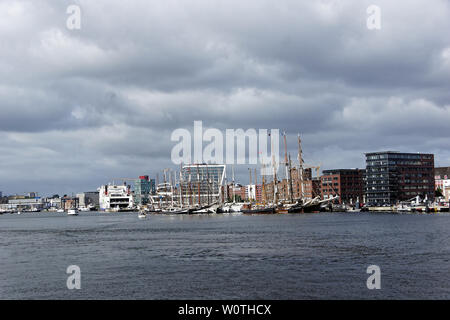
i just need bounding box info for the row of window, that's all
[401,185,433,190]
[367,154,432,160]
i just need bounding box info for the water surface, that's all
[1,211,449,299]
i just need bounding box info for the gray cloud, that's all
[1,0,450,195]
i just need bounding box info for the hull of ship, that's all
[161,208,194,214]
[288,204,321,213]
[241,207,275,214]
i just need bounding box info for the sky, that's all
[1,0,450,196]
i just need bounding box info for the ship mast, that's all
[179,164,183,209]
[254,168,257,203]
[232,164,236,203]
[288,153,294,203]
[297,134,304,200]
[170,170,174,207]
[272,132,278,204]
[248,168,252,203]
[188,167,193,207]
[206,164,210,205]
[261,156,268,206]
[196,164,201,207]
[283,131,291,202]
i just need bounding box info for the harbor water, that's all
[1,211,450,299]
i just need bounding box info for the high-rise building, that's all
[365,151,434,205]
[134,176,155,206]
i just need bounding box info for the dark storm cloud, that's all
[1,0,450,194]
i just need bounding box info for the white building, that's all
[98,184,134,210]
[435,167,450,202]
[8,197,45,210]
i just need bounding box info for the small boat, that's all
[17,211,22,215]
[67,209,78,216]
[57,209,64,213]
[138,212,147,219]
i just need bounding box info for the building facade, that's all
[435,167,450,202]
[365,151,434,205]
[321,169,365,205]
[8,196,45,210]
[77,192,99,208]
[134,176,155,206]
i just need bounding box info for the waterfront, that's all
[1,212,450,299]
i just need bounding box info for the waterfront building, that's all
[303,178,321,200]
[365,151,435,205]
[435,167,450,202]
[321,169,365,205]
[98,183,134,210]
[242,184,263,202]
[77,191,100,208]
[62,196,78,210]
[8,195,45,210]
[280,167,320,201]
[134,176,155,206]
[48,196,62,209]
[231,184,246,202]
[179,164,226,205]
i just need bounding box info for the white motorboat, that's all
[67,209,78,216]
[57,209,64,213]
[138,213,147,219]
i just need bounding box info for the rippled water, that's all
[1,211,450,299]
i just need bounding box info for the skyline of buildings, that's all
[2,150,450,209]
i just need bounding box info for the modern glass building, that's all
[134,176,156,205]
[365,151,434,205]
[179,164,226,205]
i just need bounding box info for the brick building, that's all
[321,169,365,205]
